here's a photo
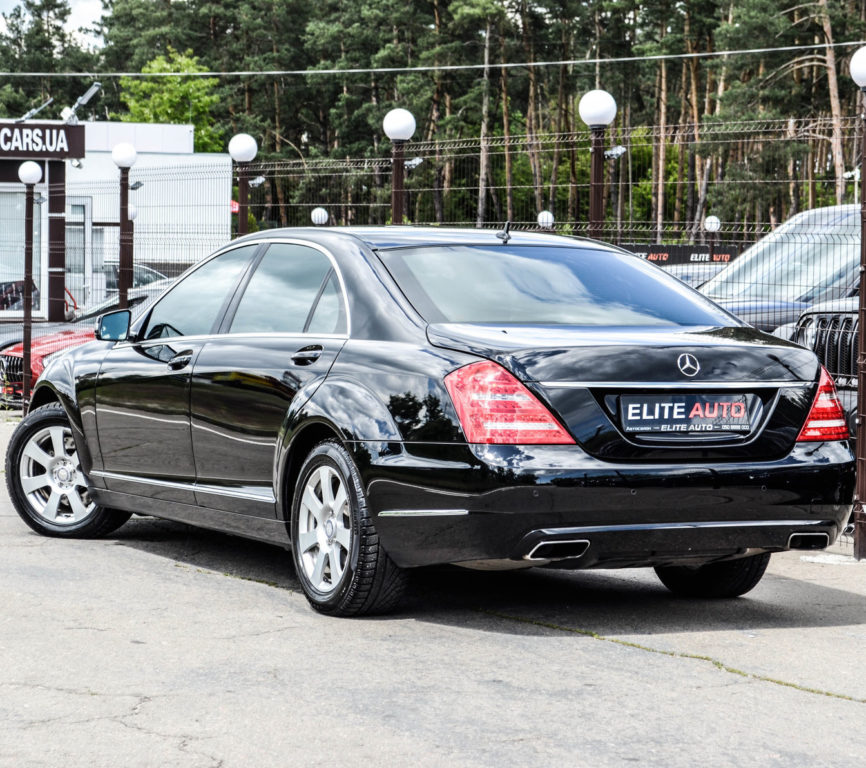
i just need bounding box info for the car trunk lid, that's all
[428,323,819,461]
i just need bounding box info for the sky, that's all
[0,0,104,46]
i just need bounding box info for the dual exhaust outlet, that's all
[522,531,831,562]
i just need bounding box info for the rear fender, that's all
[274,377,402,522]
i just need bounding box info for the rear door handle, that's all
[291,345,324,366]
[167,351,193,370]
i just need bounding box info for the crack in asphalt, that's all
[480,609,866,705]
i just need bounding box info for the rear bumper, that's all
[355,441,854,569]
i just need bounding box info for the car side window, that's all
[307,272,346,334]
[230,243,346,334]
[140,246,256,340]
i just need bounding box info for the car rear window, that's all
[379,245,738,327]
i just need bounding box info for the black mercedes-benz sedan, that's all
[5,228,854,616]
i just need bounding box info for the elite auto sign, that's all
[0,122,85,159]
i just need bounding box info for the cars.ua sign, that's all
[0,122,85,159]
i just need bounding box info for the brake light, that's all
[797,367,849,442]
[444,360,574,444]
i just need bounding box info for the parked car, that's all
[787,297,859,439]
[5,227,853,616]
[700,205,859,331]
[102,260,167,292]
[661,262,727,287]
[0,279,174,405]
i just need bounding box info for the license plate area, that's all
[619,393,758,438]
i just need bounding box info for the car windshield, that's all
[379,244,738,327]
[700,207,859,303]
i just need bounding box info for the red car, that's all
[1,328,96,404]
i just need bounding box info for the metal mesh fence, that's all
[0,115,862,407]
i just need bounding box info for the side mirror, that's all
[96,309,131,341]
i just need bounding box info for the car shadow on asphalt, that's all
[112,515,866,637]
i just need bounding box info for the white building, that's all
[0,120,231,320]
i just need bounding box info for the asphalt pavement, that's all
[1,412,865,767]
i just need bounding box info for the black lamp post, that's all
[229,133,258,237]
[112,143,137,310]
[579,89,617,240]
[383,109,416,225]
[18,160,42,413]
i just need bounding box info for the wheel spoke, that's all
[297,530,318,554]
[318,467,334,507]
[22,441,53,470]
[21,472,51,494]
[328,543,344,583]
[310,548,327,587]
[301,485,324,522]
[335,522,351,551]
[332,483,347,515]
[42,490,62,521]
[66,490,88,520]
[49,427,67,458]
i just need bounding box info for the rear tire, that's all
[290,440,407,617]
[654,553,771,598]
[6,403,131,538]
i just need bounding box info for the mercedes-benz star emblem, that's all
[677,353,700,377]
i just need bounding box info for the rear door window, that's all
[229,243,346,334]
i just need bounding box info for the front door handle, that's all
[167,351,193,370]
[292,345,324,366]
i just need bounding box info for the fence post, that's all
[851,48,866,559]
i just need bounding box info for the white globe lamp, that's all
[704,215,721,233]
[111,142,137,169]
[228,133,258,163]
[382,109,416,142]
[537,210,554,230]
[18,161,42,185]
[311,207,329,226]
[578,90,617,128]
[851,47,866,88]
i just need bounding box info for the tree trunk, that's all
[476,21,492,227]
[500,27,514,222]
[818,0,846,204]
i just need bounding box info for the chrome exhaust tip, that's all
[524,539,590,562]
[787,532,830,550]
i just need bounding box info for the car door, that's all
[189,241,349,516]
[93,244,260,503]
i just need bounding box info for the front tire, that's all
[6,403,131,538]
[290,440,406,616]
[654,553,771,598]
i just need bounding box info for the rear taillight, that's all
[797,367,849,442]
[444,360,574,445]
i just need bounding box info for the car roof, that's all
[232,226,620,252]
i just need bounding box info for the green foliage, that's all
[1,0,864,232]
[118,48,222,152]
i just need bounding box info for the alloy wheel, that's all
[18,425,95,525]
[296,465,352,594]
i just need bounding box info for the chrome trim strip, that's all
[378,509,469,517]
[91,470,276,504]
[539,380,805,390]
